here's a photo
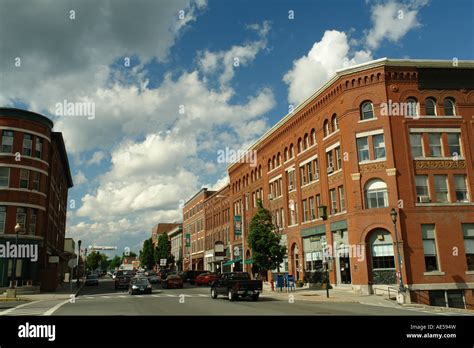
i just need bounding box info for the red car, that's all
[195,272,218,286]
[162,274,183,289]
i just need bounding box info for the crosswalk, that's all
[80,293,211,300]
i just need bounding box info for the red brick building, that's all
[182,188,215,270]
[224,58,474,309]
[0,107,73,291]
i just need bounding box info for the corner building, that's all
[227,59,474,309]
[0,108,73,291]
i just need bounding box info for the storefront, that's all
[301,225,326,282]
[331,220,351,285]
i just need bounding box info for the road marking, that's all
[43,299,70,316]
[198,294,208,297]
[151,295,160,297]
[102,296,110,298]
[0,300,41,316]
[118,295,127,298]
[86,296,94,299]
[166,294,175,297]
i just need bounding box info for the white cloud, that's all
[366,0,429,49]
[74,171,87,186]
[86,151,106,166]
[283,30,372,105]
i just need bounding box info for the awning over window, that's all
[222,258,242,266]
[244,259,253,264]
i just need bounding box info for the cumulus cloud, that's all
[283,30,372,105]
[86,151,106,166]
[74,170,87,186]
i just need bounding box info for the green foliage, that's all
[86,252,109,272]
[109,255,122,269]
[247,200,287,277]
[154,234,175,268]
[139,238,155,270]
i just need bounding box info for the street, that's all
[2,278,471,316]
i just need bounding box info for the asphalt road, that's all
[50,278,436,316]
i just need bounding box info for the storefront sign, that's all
[185,233,191,247]
[214,241,225,256]
[330,219,347,232]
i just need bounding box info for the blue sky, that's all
[0,0,473,257]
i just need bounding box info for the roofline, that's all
[167,225,183,236]
[52,132,74,188]
[183,188,211,207]
[0,107,54,129]
[206,183,230,200]
[227,58,474,172]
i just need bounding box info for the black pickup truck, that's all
[210,272,263,301]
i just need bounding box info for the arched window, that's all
[258,165,262,178]
[323,120,330,137]
[331,114,338,132]
[443,97,455,116]
[311,129,316,145]
[289,144,294,158]
[361,101,375,120]
[251,171,254,182]
[297,138,302,153]
[272,156,276,169]
[365,179,388,209]
[304,134,309,150]
[284,147,289,162]
[369,229,396,284]
[268,159,272,172]
[425,98,437,116]
[277,153,281,166]
[406,97,418,117]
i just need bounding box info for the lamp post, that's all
[9,223,22,290]
[321,241,330,298]
[390,208,405,293]
[76,240,81,285]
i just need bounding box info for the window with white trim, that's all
[434,175,449,203]
[422,224,438,272]
[365,180,388,209]
[463,224,474,271]
[0,206,6,234]
[19,169,29,189]
[23,134,33,156]
[454,175,469,202]
[1,130,14,153]
[0,167,10,187]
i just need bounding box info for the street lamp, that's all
[321,240,331,298]
[390,208,405,293]
[10,223,23,290]
[76,240,82,285]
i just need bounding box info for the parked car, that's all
[195,272,218,286]
[85,274,99,286]
[114,270,136,290]
[182,270,209,284]
[147,272,160,284]
[128,277,152,295]
[210,272,262,301]
[162,274,184,289]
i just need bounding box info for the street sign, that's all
[234,215,242,236]
[160,258,167,266]
[68,258,78,268]
[185,233,191,247]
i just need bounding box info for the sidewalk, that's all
[0,281,84,302]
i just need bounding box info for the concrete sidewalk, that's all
[0,281,84,301]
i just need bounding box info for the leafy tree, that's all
[154,234,175,269]
[247,200,287,279]
[121,251,137,261]
[109,255,122,270]
[139,238,155,270]
[86,251,109,272]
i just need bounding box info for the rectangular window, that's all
[326,151,333,170]
[19,169,29,189]
[35,138,43,159]
[335,147,342,170]
[0,206,6,234]
[302,200,308,222]
[1,130,14,153]
[0,167,10,187]
[463,224,474,271]
[434,175,449,203]
[288,170,295,190]
[422,224,438,272]
[280,208,285,228]
[316,194,321,218]
[313,159,319,180]
[23,134,33,156]
[300,166,307,186]
[307,162,313,182]
[338,186,345,212]
[329,189,337,215]
[415,175,430,202]
[29,209,37,235]
[373,134,386,160]
[16,207,27,230]
[32,171,40,191]
[357,137,370,162]
[428,133,443,157]
[454,175,469,202]
[410,133,423,158]
[309,197,315,220]
[447,133,462,157]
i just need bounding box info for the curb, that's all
[14,282,86,302]
[400,302,474,314]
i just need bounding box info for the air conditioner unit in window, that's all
[417,195,431,203]
[327,166,334,174]
[288,185,294,191]
[268,194,273,200]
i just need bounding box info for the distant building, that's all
[151,222,181,246]
[167,224,183,271]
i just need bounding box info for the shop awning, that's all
[244,259,253,264]
[222,258,241,266]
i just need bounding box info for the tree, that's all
[86,251,109,272]
[139,238,155,270]
[109,255,122,270]
[121,251,137,261]
[154,234,175,269]
[247,200,287,279]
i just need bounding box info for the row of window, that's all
[0,167,42,191]
[1,130,44,159]
[184,202,204,221]
[415,174,469,203]
[205,208,230,230]
[410,131,462,158]
[185,218,204,235]
[0,206,38,235]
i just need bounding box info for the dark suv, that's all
[114,270,136,290]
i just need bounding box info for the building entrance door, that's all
[333,230,352,286]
